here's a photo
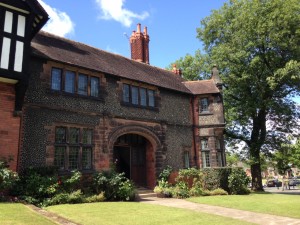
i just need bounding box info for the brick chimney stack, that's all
[130,23,150,64]
[172,64,182,77]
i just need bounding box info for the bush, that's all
[85,192,105,203]
[93,170,136,201]
[189,180,204,197]
[0,161,19,194]
[159,165,172,181]
[172,181,189,198]
[228,168,251,195]
[210,188,228,196]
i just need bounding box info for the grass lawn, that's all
[0,203,56,225]
[47,202,255,225]
[188,192,300,218]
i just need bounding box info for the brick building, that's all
[0,1,225,188]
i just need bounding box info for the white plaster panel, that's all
[17,15,26,37]
[0,37,11,69]
[14,41,24,72]
[4,11,13,33]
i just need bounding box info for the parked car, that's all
[288,177,300,188]
[266,179,282,187]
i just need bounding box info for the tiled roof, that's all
[31,31,192,94]
[183,80,220,95]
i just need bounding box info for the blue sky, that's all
[37,0,299,104]
[37,0,227,68]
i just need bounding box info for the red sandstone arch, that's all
[108,125,162,188]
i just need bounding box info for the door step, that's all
[135,188,157,201]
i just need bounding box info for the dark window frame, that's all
[200,97,210,113]
[121,83,156,109]
[50,67,101,99]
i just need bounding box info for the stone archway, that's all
[108,125,162,188]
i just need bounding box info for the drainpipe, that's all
[191,96,198,168]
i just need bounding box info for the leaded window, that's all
[217,151,224,167]
[148,90,155,107]
[122,83,156,108]
[200,98,209,112]
[51,68,101,98]
[78,74,88,96]
[54,127,93,171]
[201,138,209,150]
[90,77,99,97]
[202,151,210,168]
[131,86,139,105]
[51,68,62,91]
[65,71,75,93]
[140,88,147,106]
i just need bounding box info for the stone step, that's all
[135,188,157,200]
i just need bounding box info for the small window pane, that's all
[217,151,223,167]
[55,127,66,143]
[148,90,155,107]
[69,147,79,170]
[82,129,93,144]
[78,74,88,95]
[140,88,147,106]
[123,84,130,102]
[200,98,209,112]
[69,128,80,144]
[184,152,190,168]
[201,139,209,150]
[65,71,75,93]
[91,77,99,97]
[215,138,221,149]
[202,151,210,168]
[51,68,62,91]
[54,147,65,170]
[82,147,92,170]
[131,86,139,105]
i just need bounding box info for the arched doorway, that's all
[113,134,148,187]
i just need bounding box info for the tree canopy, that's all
[173,0,300,190]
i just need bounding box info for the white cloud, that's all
[95,0,149,27]
[37,0,75,37]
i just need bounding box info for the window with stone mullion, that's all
[54,127,93,171]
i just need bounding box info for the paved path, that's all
[26,204,81,225]
[139,196,300,225]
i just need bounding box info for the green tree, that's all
[225,152,240,167]
[197,0,300,191]
[170,0,300,190]
[290,138,300,169]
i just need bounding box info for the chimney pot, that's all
[137,23,141,33]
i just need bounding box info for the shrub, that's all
[189,180,204,197]
[0,161,19,194]
[159,165,172,181]
[58,170,82,193]
[228,168,251,195]
[16,170,59,201]
[172,181,190,199]
[85,192,105,203]
[93,170,136,201]
[210,188,228,196]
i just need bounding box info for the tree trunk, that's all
[251,162,263,191]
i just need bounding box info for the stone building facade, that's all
[0,0,225,189]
